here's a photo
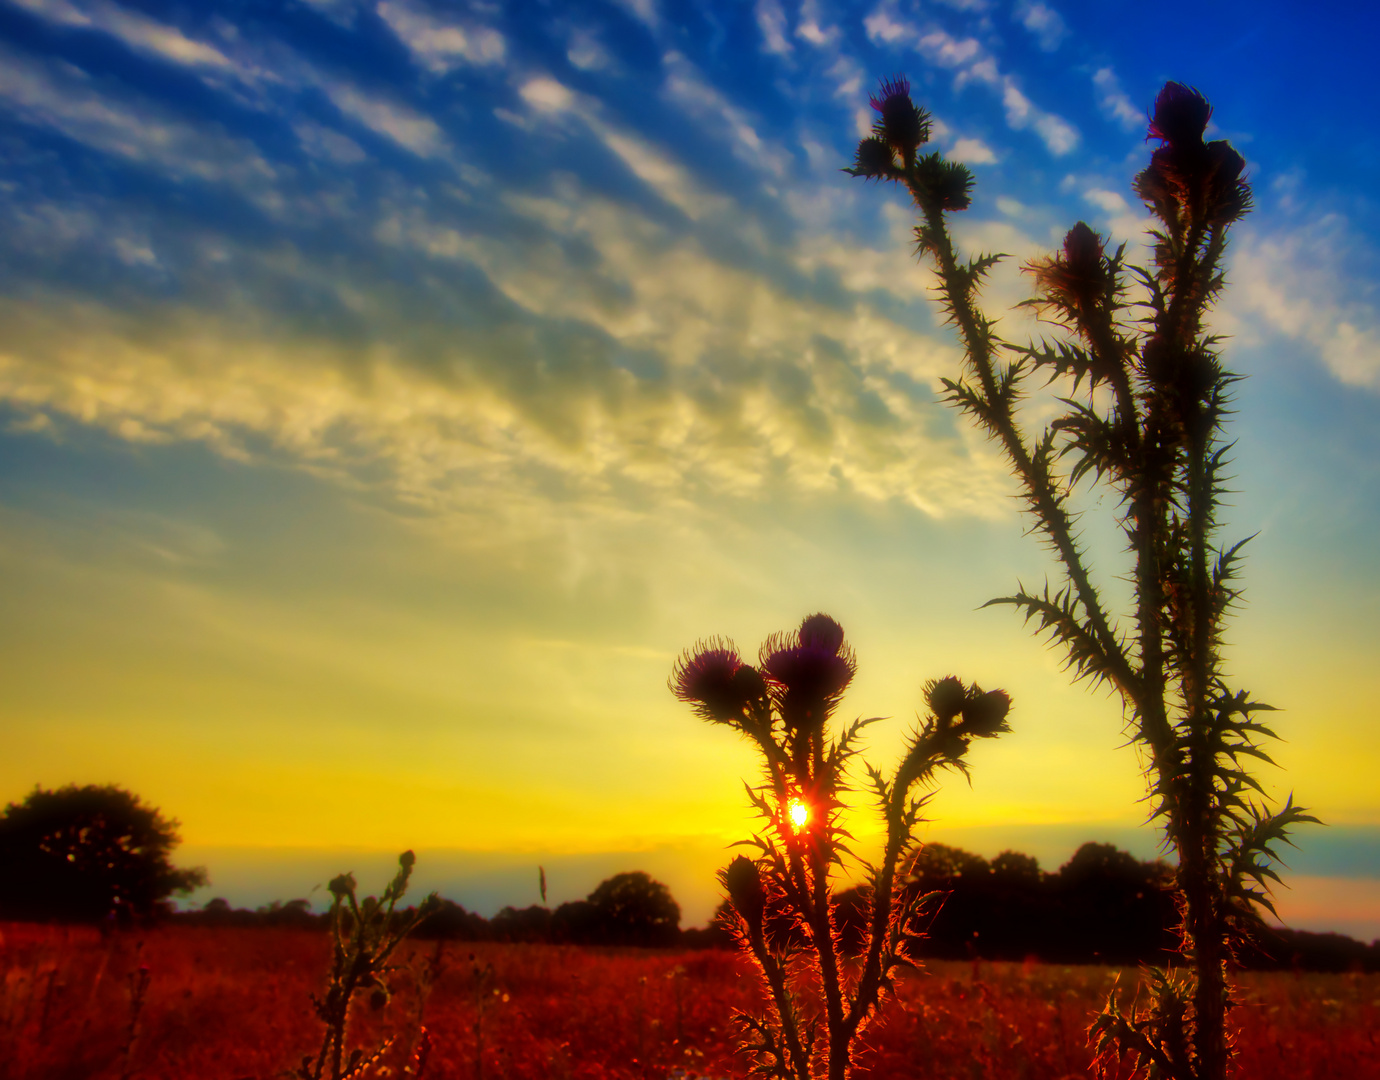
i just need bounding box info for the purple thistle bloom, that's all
[760,618,857,729]
[670,639,765,726]
[869,75,912,114]
[798,613,846,656]
[1148,82,1212,147]
[869,74,928,161]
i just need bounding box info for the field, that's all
[2,923,1378,1079]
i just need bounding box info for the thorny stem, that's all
[849,79,1316,1080]
[673,615,1008,1079]
[912,188,1137,698]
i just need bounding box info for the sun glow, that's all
[788,798,809,830]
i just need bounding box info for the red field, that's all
[2,923,1377,1079]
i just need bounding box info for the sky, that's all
[1,0,1378,937]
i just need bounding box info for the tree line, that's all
[3,784,1373,972]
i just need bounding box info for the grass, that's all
[2,922,1377,1079]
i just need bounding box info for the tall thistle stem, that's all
[847,77,1316,1080]
[672,611,1010,1079]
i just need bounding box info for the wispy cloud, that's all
[1013,0,1067,51]
[0,46,278,194]
[1092,67,1142,131]
[1226,217,1380,391]
[795,0,840,47]
[755,0,792,54]
[376,0,506,74]
[863,8,1079,156]
[321,78,448,157]
[950,137,997,164]
[7,0,238,71]
[661,52,791,177]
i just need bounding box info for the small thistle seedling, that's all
[299,850,438,1080]
[672,612,1010,1080]
[847,77,1317,1080]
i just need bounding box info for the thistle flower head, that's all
[798,612,846,655]
[328,872,356,900]
[1148,82,1212,147]
[911,152,974,212]
[924,675,967,725]
[761,617,857,728]
[847,136,898,180]
[869,74,930,161]
[722,855,766,927]
[1024,221,1110,328]
[670,639,766,726]
[957,687,1012,738]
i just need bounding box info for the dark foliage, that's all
[0,784,206,923]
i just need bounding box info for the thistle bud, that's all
[870,75,930,161]
[723,855,766,928]
[1148,82,1212,148]
[328,873,355,900]
[924,676,966,725]
[958,688,1011,738]
[848,136,897,180]
[912,153,974,212]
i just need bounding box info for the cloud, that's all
[660,52,791,177]
[321,79,447,157]
[1092,67,1141,131]
[566,29,614,72]
[864,11,1078,156]
[999,82,1078,155]
[0,46,278,195]
[511,74,730,220]
[1225,218,1380,391]
[375,0,506,74]
[292,118,367,164]
[795,0,839,47]
[949,137,997,164]
[1013,0,1067,51]
[612,0,659,31]
[755,0,791,54]
[0,151,1014,535]
[7,0,238,71]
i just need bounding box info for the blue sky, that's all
[1,0,1378,936]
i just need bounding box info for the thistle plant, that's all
[847,76,1316,1080]
[299,851,438,1080]
[671,612,1010,1080]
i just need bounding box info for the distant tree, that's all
[551,899,599,944]
[1052,842,1177,965]
[490,903,553,943]
[587,871,680,947]
[989,850,1041,884]
[413,898,489,941]
[0,783,207,923]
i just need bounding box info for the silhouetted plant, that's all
[299,851,438,1080]
[847,76,1316,1080]
[0,784,207,923]
[671,612,1010,1080]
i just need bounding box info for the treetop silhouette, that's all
[0,783,207,923]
